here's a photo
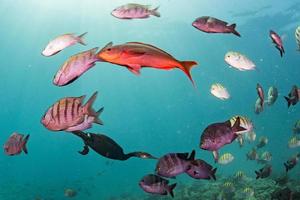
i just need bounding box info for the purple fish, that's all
[186,159,217,180]
[200,117,246,162]
[256,83,265,109]
[155,150,195,178]
[192,16,241,37]
[255,164,272,179]
[139,174,176,198]
[270,30,285,57]
[4,133,30,156]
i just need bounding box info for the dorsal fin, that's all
[125,42,175,58]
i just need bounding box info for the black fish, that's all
[284,85,299,108]
[255,164,272,179]
[72,131,157,160]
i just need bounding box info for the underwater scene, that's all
[1,0,300,199]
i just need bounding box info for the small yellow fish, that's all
[288,136,300,148]
[235,170,245,180]
[243,187,255,197]
[210,83,230,100]
[218,153,234,165]
[296,26,300,50]
[246,131,256,143]
[222,181,235,193]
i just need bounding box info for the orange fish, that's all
[41,92,103,131]
[97,42,198,85]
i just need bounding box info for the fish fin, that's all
[284,163,289,172]
[179,61,198,86]
[78,145,89,155]
[213,151,219,163]
[188,150,196,160]
[127,64,141,75]
[211,168,217,180]
[150,6,160,17]
[167,183,177,198]
[83,91,98,116]
[229,24,241,37]
[255,171,260,179]
[276,46,284,57]
[284,96,292,108]
[77,32,88,45]
[232,117,247,134]
[22,134,30,154]
[94,107,104,125]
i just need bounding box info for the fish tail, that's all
[284,163,289,172]
[84,91,98,116]
[284,96,292,108]
[94,107,104,125]
[150,6,160,17]
[179,61,197,86]
[23,134,30,154]
[167,183,177,198]
[211,168,217,181]
[229,24,241,37]
[77,32,88,45]
[232,117,247,134]
[255,171,260,179]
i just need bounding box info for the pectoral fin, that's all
[127,64,141,75]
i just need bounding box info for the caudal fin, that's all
[167,183,177,198]
[232,117,247,134]
[255,171,260,179]
[150,6,160,17]
[179,61,198,86]
[77,32,88,45]
[84,91,98,115]
[229,24,241,37]
[23,134,30,154]
[284,163,289,172]
[284,96,292,108]
[211,168,217,180]
[94,107,104,125]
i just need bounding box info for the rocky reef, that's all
[111,174,300,200]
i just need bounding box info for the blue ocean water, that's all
[0,0,299,199]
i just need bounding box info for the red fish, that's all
[270,30,285,57]
[97,42,198,85]
[4,133,29,156]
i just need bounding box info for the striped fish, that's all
[218,153,234,165]
[41,92,103,132]
[295,26,300,50]
[4,132,30,156]
[155,150,195,178]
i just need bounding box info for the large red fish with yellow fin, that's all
[97,42,198,85]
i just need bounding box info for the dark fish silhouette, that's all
[185,159,217,180]
[255,164,272,179]
[284,153,299,172]
[284,85,299,108]
[72,131,157,161]
[270,30,285,57]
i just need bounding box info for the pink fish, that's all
[42,32,87,57]
[111,4,160,19]
[192,16,241,37]
[53,48,100,86]
[4,133,29,156]
[270,30,285,57]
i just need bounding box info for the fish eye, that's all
[107,48,112,51]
